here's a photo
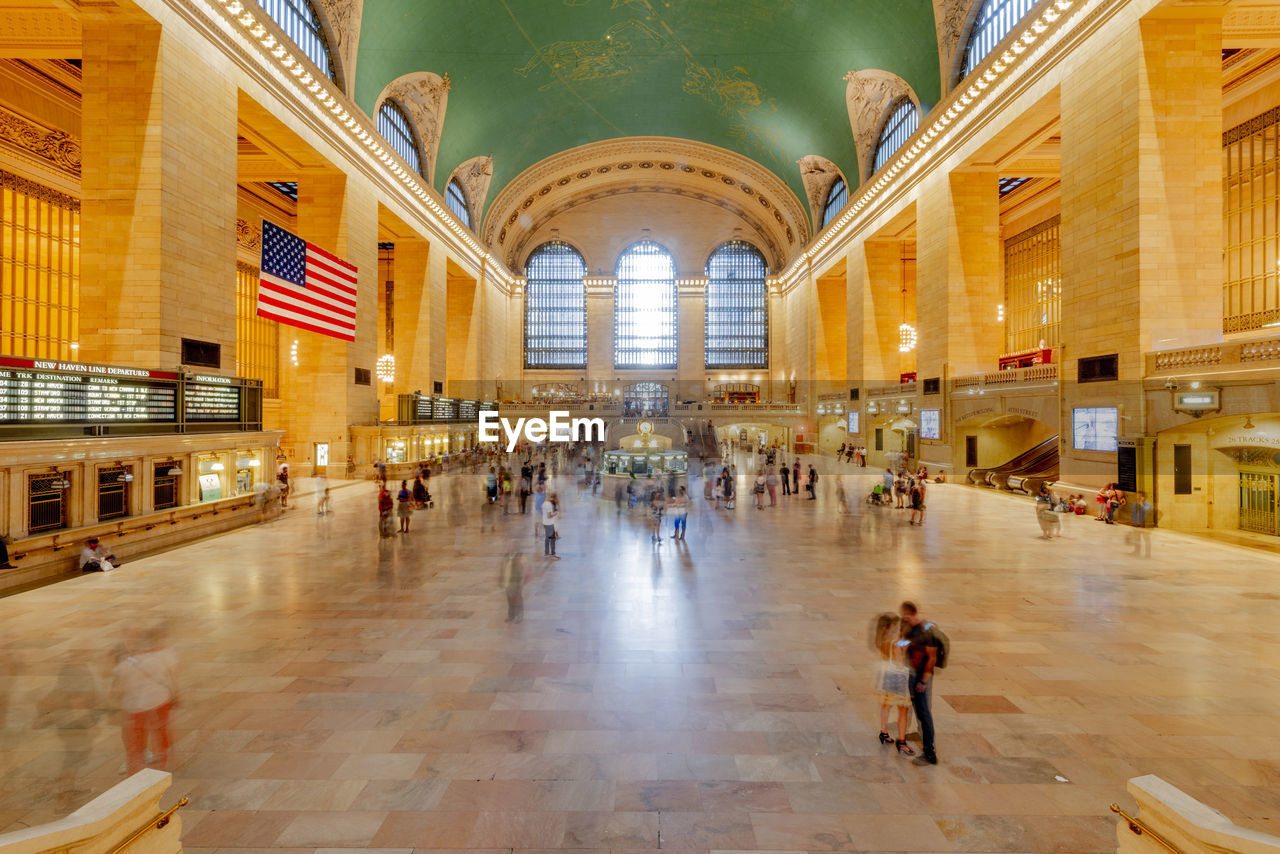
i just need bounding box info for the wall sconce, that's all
[210,462,225,472]
[248,459,261,467]
[167,466,184,476]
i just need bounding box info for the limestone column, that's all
[1059,10,1223,480]
[914,170,1002,381]
[426,239,449,395]
[586,278,614,396]
[391,237,431,396]
[79,8,238,371]
[677,281,705,401]
[287,168,379,473]
[848,239,908,389]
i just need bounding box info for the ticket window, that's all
[385,440,407,464]
[197,455,225,502]
[235,452,260,494]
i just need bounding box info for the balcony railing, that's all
[950,364,1058,392]
[1147,335,1280,375]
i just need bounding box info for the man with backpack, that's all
[900,600,948,766]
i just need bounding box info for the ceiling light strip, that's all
[213,0,516,288]
[777,0,1081,292]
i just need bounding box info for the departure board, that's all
[433,398,456,420]
[0,368,176,423]
[185,377,241,422]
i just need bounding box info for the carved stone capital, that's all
[934,0,976,95]
[236,217,263,253]
[450,155,493,229]
[844,69,919,184]
[311,0,362,96]
[795,155,844,230]
[376,72,451,183]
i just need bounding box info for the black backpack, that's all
[922,621,950,669]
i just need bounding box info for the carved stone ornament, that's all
[311,0,362,96]
[376,71,451,183]
[0,106,81,177]
[795,155,844,230]
[843,69,919,184]
[0,168,79,210]
[451,155,493,227]
[934,0,974,95]
[236,217,263,252]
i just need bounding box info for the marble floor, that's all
[2,455,1279,854]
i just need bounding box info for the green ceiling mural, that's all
[355,0,940,224]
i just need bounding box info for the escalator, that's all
[967,435,1059,494]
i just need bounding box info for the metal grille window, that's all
[1004,216,1061,352]
[614,241,677,369]
[1223,107,1280,334]
[377,101,422,176]
[872,99,919,174]
[258,0,336,82]
[235,261,279,397]
[821,178,848,228]
[961,0,1038,81]
[98,465,131,521]
[705,241,768,369]
[446,180,471,228]
[524,241,588,369]
[0,170,80,360]
[153,464,178,510]
[28,472,69,533]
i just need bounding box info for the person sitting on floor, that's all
[79,537,119,572]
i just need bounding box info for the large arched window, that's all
[445,179,471,228]
[614,240,677,369]
[960,0,1039,81]
[705,241,768,369]
[872,98,920,174]
[524,241,588,369]
[259,0,336,83]
[821,177,848,228]
[377,101,422,176]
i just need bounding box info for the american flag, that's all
[257,220,358,341]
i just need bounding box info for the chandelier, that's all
[899,322,917,352]
[376,353,396,383]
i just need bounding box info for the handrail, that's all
[1110,803,1182,854]
[107,797,188,854]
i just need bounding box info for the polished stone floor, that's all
[2,454,1279,853]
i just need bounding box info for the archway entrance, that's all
[624,382,669,418]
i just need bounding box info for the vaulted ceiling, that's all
[354,0,941,226]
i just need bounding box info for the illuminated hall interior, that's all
[1,0,1280,851]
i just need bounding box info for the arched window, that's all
[524,241,588,369]
[259,0,336,83]
[377,101,422,176]
[872,98,919,174]
[445,179,471,228]
[705,241,768,369]
[821,177,848,228]
[614,240,677,369]
[960,0,1039,81]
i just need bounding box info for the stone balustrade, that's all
[0,770,182,854]
[868,381,917,397]
[1147,335,1280,375]
[1115,775,1280,853]
[948,364,1059,393]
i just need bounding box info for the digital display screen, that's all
[184,382,240,422]
[0,368,176,424]
[920,409,940,440]
[847,411,859,434]
[1073,406,1119,452]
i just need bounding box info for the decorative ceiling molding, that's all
[310,0,361,98]
[375,71,450,183]
[0,167,79,209]
[483,137,810,272]
[844,69,921,185]
[0,8,81,58]
[449,154,492,228]
[1224,0,1280,44]
[933,0,978,96]
[795,155,844,230]
[0,104,81,176]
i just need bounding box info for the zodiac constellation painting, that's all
[513,0,787,167]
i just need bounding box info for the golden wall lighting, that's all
[376,354,396,383]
